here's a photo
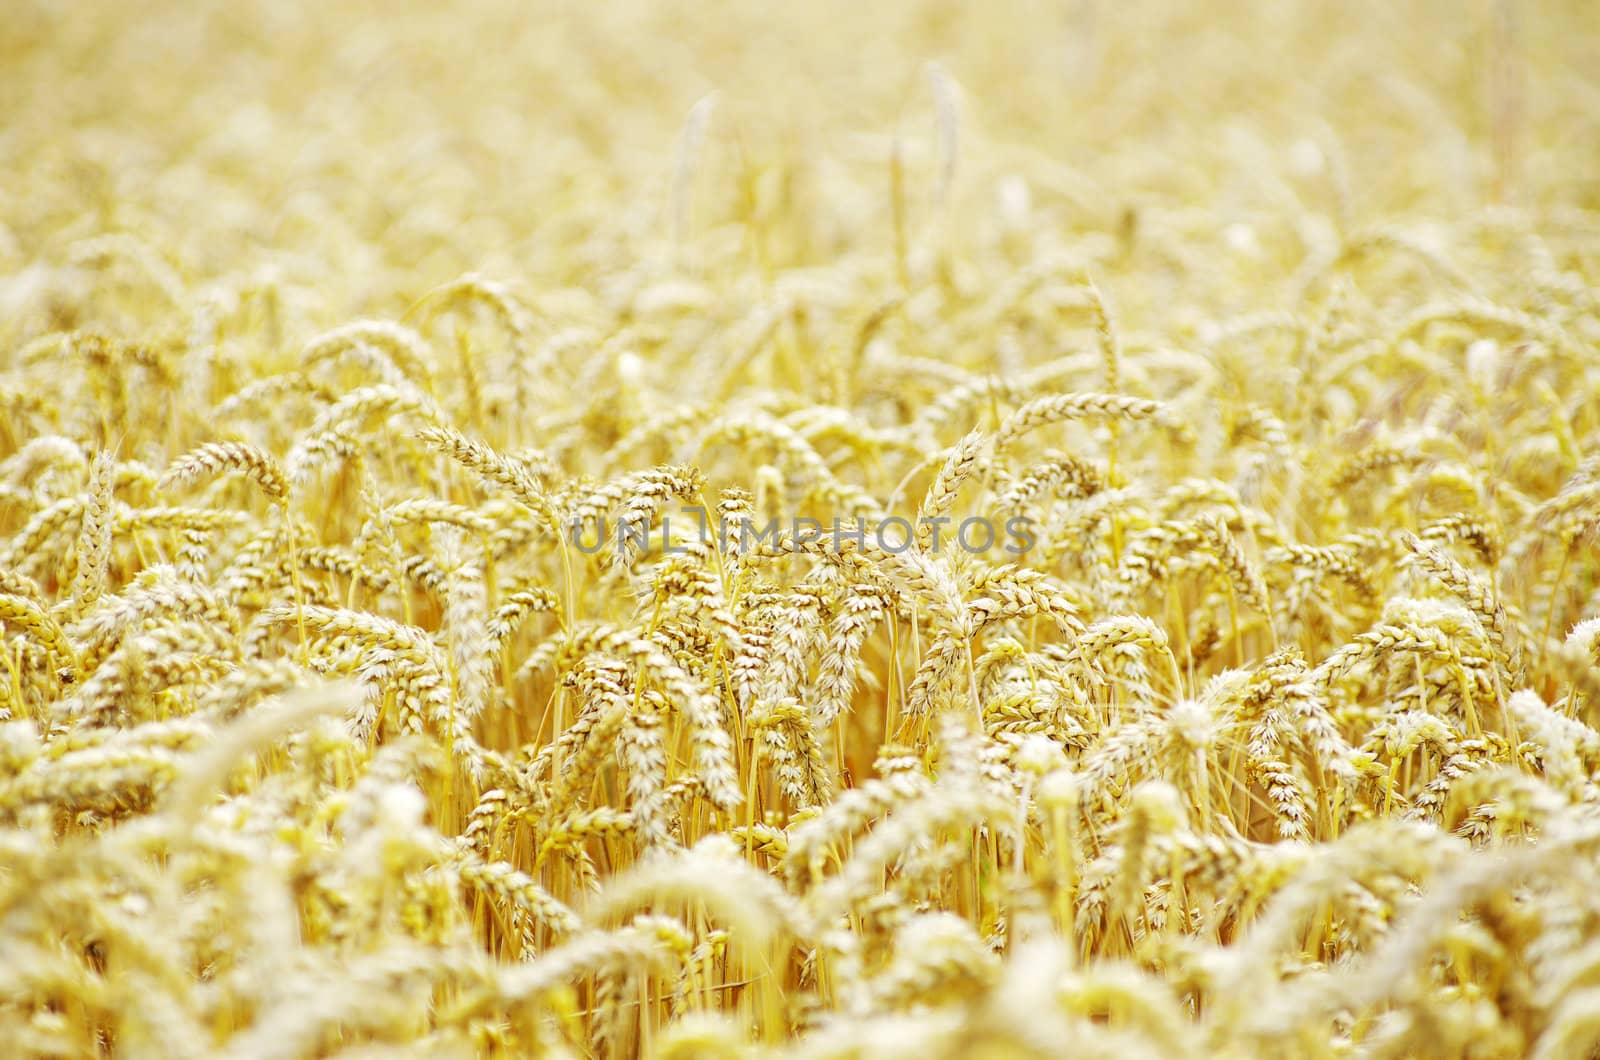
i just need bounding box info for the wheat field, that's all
[3,1,1600,1056]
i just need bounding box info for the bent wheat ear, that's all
[160,441,289,503]
[1402,532,1524,682]
[0,593,79,669]
[300,320,436,387]
[416,424,555,524]
[454,848,583,943]
[1199,514,1271,616]
[915,429,985,551]
[993,393,1164,459]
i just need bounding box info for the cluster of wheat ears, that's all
[4,1,1600,1057]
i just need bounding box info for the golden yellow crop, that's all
[3,0,1600,1056]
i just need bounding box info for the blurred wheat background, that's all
[3,1,1600,1057]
